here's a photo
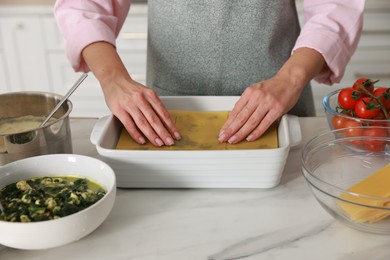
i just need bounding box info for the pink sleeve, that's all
[293,0,365,85]
[53,0,131,72]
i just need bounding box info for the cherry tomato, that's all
[371,110,390,127]
[337,88,360,110]
[342,120,363,146]
[374,87,390,109]
[354,97,381,119]
[332,116,347,129]
[374,110,386,120]
[363,127,388,152]
[352,78,375,97]
[343,120,363,137]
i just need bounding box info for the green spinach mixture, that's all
[0,176,106,222]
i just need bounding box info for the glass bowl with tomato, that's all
[323,78,390,150]
[301,126,390,234]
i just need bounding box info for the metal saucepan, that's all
[0,92,73,165]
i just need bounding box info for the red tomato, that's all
[373,110,386,121]
[354,97,381,119]
[363,127,388,152]
[343,120,363,137]
[352,78,375,96]
[371,110,390,127]
[337,88,360,110]
[332,116,347,129]
[342,120,364,146]
[373,87,390,109]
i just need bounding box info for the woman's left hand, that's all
[218,47,328,144]
[218,75,303,144]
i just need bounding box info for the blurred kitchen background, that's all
[0,0,389,118]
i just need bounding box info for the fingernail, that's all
[138,136,146,144]
[174,131,181,140]
[246,134,254,142]
[166,136,174,146]
[218,132,227,142]
[155,138,164,146]
[228,135,238,144]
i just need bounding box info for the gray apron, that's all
[146,0,315,116]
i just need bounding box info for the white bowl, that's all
[0,154,116,250]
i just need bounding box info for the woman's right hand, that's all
[82,42,181,147]
[103,76,181,146]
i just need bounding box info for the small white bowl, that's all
[0,154,116,250]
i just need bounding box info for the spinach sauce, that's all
[0,176,106,222]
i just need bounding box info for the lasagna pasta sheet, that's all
[339,164,390,223]
[116,110,278,150]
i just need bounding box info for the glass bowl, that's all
[322,89,390,130]
[301,126,390,234]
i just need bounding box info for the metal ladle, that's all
[0,73,88,213]
[0,74,89,213]
[39,73,88,127]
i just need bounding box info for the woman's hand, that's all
[219,47,328,144]
[218,75,303,144]
[103,76,181,147]
[82,42,181,147]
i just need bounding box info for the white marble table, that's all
[1,117,390,260]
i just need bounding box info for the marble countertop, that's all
[1,117,390,260]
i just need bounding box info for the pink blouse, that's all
[54,0,365,85]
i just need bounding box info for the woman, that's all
[54,0,365,146]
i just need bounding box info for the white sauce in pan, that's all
[0,115,56,134]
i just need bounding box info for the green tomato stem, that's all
[358,83,390,120]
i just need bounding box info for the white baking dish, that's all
[90,96,302,188]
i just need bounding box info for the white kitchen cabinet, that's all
[0,4,147,117]
[0,2,389,117]
[111,9,148,83]
[0,53,9,92]
[0,15,51,92]
[0,27,9,91]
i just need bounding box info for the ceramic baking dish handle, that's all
[286,114,302,147]
[90,116,110,145]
